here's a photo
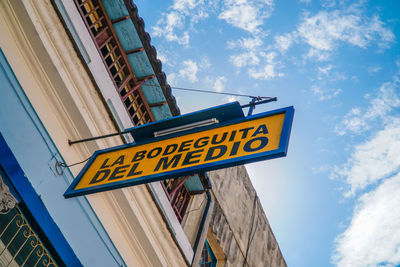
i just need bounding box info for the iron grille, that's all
[162,177,191,223]
[0,206,57,267]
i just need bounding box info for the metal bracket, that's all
[69,97,277,145]
[241,97,277,116]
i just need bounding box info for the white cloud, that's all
[178,60,199,82]
[228,38,264,68]
[332,69,400,196]
[204,76,227,92]
[190,10,209,24]
[249,64,283,80]
[229,41,284,79]
[318,64,333,75]
[171,57,211,84]
[153,0,280,80]
[152,0,209,46]
[227,37,263,50]
[331,67,400,266]
[311,164,331,174]
[333,119,400,196]
[224,95,240,102]
[200,57,212,70]
[218,0,274,34]
[172,0,199,11]
[305,47,331,61]
[332,173,400,267]
[364,83,400,119]
[213,76,227,92]
[335,74,400,135]
[153,11,190,46]
[335,107,365,135]
[331,68,400,194]
[167,73,177,85]
[297,9,394,52]
[369,16,396,49]
[269,5,394,62]
[156,51,168,65]
[322,0,343,8]
[230,52,260,68]
[248,52,284,80]
[368,66,382,74]
[155,49,177,67]
[274,33,294,53]
[332,70,400,267]
[311,86,342,101]
[316,64,346,81]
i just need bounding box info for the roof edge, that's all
[124,0,181,117]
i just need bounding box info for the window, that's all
[0,134,80,266]
[0,170,58,266]
[0,205,58,266]
[162,177,191,223]
[199,240,217,267]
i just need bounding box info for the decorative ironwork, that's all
[0,175,17,213]
[0,206,57,267]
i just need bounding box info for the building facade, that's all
[206,167,286,267]
[0,0,286,266]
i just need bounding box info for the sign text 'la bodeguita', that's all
[90,122,271,185]
[65,107,293,198]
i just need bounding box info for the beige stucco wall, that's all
[181,191,214,266]
[208,166,287,267]
[183,193,208,246]
[0,0,191,265]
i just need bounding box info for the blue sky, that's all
[135,0,400,266]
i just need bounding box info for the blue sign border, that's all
[64,106,294,198]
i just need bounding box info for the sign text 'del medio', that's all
[64,106,293,198]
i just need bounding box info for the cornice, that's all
[124,0,181,117]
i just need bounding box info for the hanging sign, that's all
[64,106,294,198]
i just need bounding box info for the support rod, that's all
[69,97,278,145]
[68,130,131,145]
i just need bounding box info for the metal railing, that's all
[0,206,57,267]
[162,177,191,223]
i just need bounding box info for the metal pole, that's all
[68,130,131,145]
[69,97,278,145]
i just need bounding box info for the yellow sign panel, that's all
[64,106,294,198]
[76,114,284,189]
